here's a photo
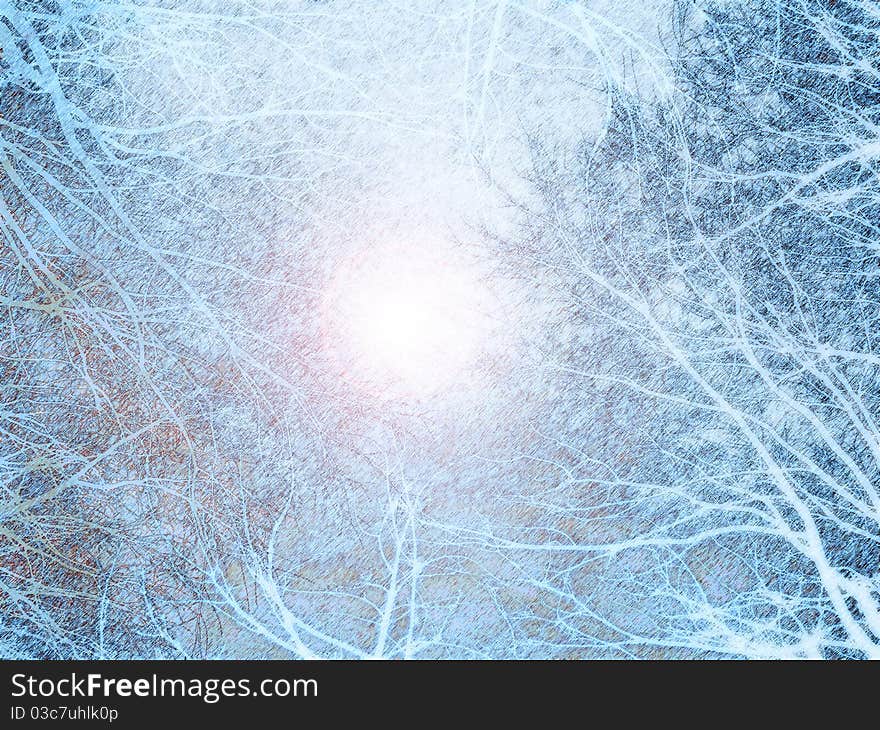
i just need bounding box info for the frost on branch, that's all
[492,0,880,658]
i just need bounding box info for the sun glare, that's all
[323,243,491,398]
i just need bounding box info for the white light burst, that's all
[323,242,492,398]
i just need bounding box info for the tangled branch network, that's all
[0,0,878,659]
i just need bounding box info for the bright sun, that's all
[322,242,491,398]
